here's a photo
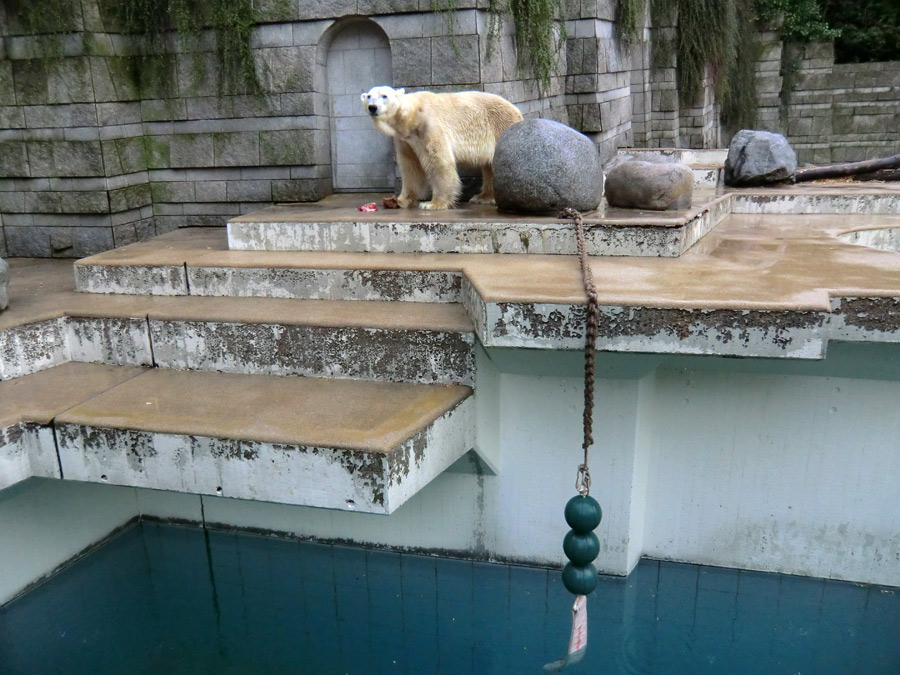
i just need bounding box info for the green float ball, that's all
[562,562,598,595]
[563,530,600,566]
[565,495,602,533]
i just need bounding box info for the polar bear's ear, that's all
[396,88,405,96]
[360,91,369,103]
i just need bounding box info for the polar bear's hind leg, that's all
[469,164,495,204]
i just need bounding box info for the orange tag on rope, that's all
[543,595,588,671]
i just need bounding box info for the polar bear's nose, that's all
[368,104,378,114]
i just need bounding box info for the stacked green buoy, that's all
[561,494,601,595]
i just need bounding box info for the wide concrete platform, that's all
[71,185,900,358]
[226,191,732,257]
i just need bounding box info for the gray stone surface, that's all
[0,257,8,311]
[605,160,694,211]
[725,130,797,187]
[493,119,603,214]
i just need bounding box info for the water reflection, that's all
[1,522,898,674]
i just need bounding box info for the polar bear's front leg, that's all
[395,140,426,208]
[418,137,460,210]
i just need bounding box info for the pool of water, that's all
[1,521,898,674]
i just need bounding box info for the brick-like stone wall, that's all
[2,0,769,257]
[753,37,900,164]
[2,0,587,256]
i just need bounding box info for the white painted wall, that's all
[3,346,900,599]
[640,368,900,587]
[0,479,138,604]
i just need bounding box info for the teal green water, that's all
[1,521,898,674]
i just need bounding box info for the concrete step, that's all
[76,230,464,301]
[52,368,474,514]
[146,296,475,386]
[0,362,147,490]
[0,363,474,513]
[225,192,731,257]
[2,260,474,385]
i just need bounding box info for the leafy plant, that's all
[824,0,900,63]
[756,0,839,42]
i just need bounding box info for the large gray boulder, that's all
[605,160,694,211]
[493,119,603,214]
[0,258,8,311]
[725,129,797,186]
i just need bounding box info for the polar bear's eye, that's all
[381,95,386,99]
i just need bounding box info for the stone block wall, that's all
[1,0,585,256]
[754,38,900,164]
[564,0,634,165]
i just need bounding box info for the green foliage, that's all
[755,0,839,42]
[114,0,260,96]
[649,0,758,127]
[720,2,761,130]
[486,0,566,96]
[676,0,738,104]
[615,0,644,45]
[824,0,900,63]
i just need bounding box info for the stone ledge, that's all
[0,363,475,514]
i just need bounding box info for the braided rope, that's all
[559,207,598,496]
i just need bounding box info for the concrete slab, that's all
[225,192,732,257]
[55,369,474,513]
[0,363,147,490]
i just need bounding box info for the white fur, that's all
[361,85,523,210]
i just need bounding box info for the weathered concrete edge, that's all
[75,263,188,295]
[463,285,900,358]
[148,319,476,386]
[0,423,60,491]
[731,193,900,215]
[52,396,473,515]
[187,265,463,302]
[224,201,731,257]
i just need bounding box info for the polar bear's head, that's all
[361,86,405,119]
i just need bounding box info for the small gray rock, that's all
[493,119,603,214]
[725,129,797,187]
[0,258,9,311]
[605,160,694,211]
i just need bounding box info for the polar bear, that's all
[361,86,523,210]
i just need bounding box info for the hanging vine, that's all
[487,0,567,96]
[111,0,261,96]
[615,0,644,46]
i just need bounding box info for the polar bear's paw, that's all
[397,195,418,208]
[468,193,496,205]
[420,199,455,210]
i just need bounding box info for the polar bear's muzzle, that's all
[368,104,378,116]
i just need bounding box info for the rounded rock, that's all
[493,119,603,214]
[565,495,602,533]
[562,562,598,595]
[563,530,600,567]
[605,160,694,211]
[724,129,797,187]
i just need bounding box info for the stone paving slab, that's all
[55,369,475,513]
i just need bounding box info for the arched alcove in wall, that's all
[324,20,394,192]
